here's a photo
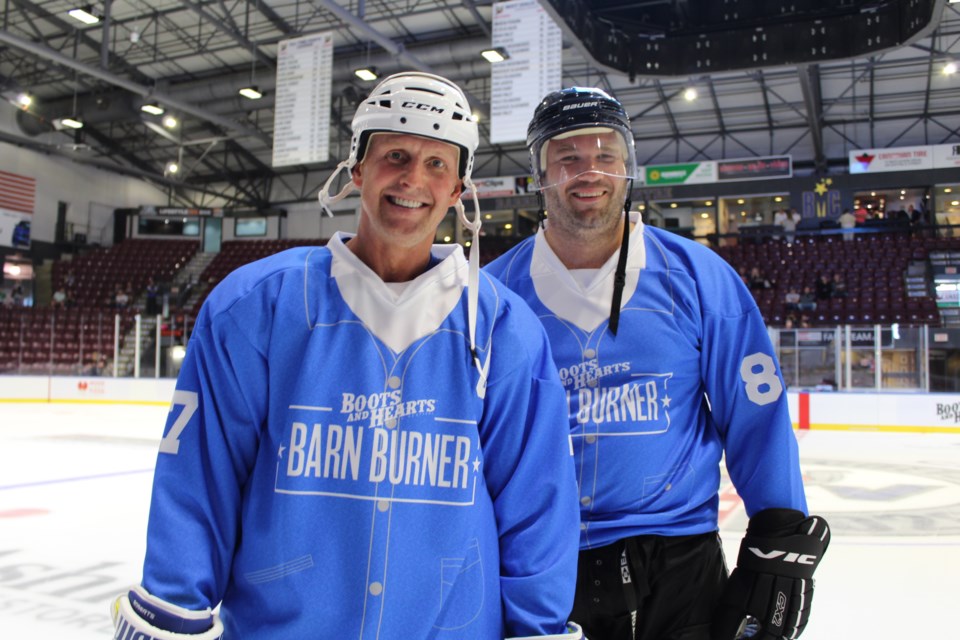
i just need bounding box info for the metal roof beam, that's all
[181,0,275,70]
[797,63,826,174]
[313,0,490,118]
[0,28,270,143]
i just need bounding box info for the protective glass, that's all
[532,127,637,191]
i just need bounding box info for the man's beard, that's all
[543,179,627,237]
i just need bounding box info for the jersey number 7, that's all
[160,390,199,455]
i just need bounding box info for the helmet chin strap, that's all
[317,160,356,217]
[608,179,634,336]
[455,176,490,399]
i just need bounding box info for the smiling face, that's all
[350,132,463,269]
[541,130,629,237]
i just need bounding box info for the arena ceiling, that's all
[1,0,959,211]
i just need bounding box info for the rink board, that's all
[1,376,960,432]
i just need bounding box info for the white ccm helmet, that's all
[317,72,490,398]
[318,71,479,213]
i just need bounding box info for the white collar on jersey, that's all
[326,232,468,354]
[531,210,646,332]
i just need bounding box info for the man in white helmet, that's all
[112,72,582,640]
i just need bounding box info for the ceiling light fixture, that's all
[239,85,263,100]
[165,161,179,175]
[354,68,379,82]
[480,47,510,63]
[162,115,178,128]
[16,93,32,108]
[944,61,958,76]
[68,6,100,25]
[141,103,164,115]
[683,87,698,101]
[60,117,84,129]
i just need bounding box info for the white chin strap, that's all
[456,176,490,399]
[317,160,356,217]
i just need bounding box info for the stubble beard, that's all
[543,180,627,242]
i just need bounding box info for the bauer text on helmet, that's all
[527,87,638,191]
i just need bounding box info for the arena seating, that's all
[0,306,131,374]
[189,238,326,313]
[51,238,198,308]
[715,231,945,326]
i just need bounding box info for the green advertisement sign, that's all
[641,161,717,185]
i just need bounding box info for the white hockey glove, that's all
[111,584,224,640]
[508,621,584,639]
[713,508,830,640]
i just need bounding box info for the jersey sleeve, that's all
[141,287,270,611]
[697,257,808,518]
[478,286,581,636]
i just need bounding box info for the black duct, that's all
[538,0,947,79]
[15,89,138,136]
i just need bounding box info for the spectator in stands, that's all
[798,286,817,312]
[783,314,797,329]
[772,209,788,240]
[52,286,67,309]
[11,283,24,306]
[725,213,740,247]
[64,269,76,289]
[784,288,801,312]
[145,277,160,315]
[799,313,813,328]
[831,273,848,298]
[782,208,798,243]
[748,266,774,290]
[854,204,868,224]
[815,273,833,301]
[114,286,130,310]
[838,208,856,241]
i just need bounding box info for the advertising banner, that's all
[933,142,960,169]
[848,146,933,173]
[717,155,792,181]
[641,161,717,185]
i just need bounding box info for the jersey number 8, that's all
[739,352,783,406]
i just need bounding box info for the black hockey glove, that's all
[713,508,830,640]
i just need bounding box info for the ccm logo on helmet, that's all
[748,547,818,565]
[562,101,599,111]
[401,101,445,114]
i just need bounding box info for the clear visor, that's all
[532,127,637,190]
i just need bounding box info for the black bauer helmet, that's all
[526,86,637,191]
[528,87,637,337]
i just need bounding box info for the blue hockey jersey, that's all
[485,216,807,550]
[141,233,580,638]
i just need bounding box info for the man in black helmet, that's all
[485,87,829,640]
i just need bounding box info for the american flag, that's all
[0,169,36,214]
